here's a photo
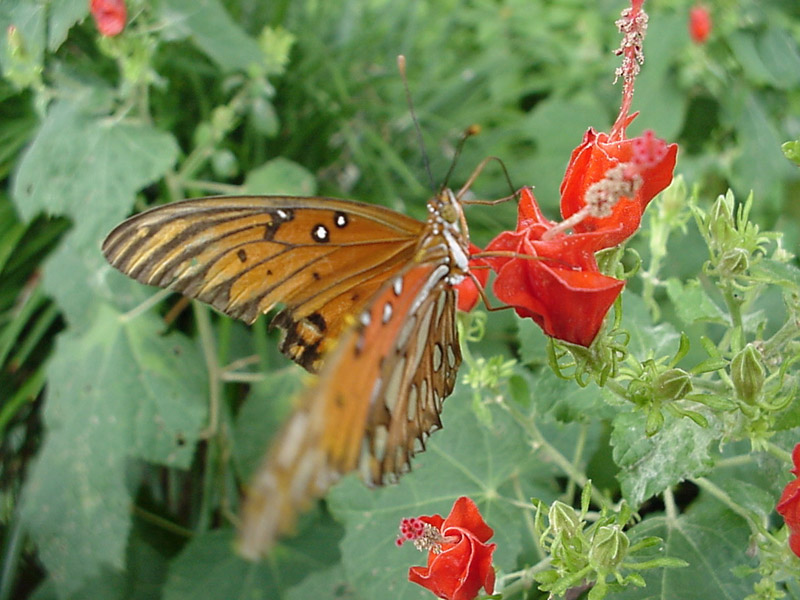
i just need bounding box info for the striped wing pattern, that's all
[238,263,461,558]
[102,196,424,372]
[102,189,472,559]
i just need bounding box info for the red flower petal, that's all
[90,0,127,37]
[441,497,494,544]
[456,244,491,312]
[559,127,677,247]
[405,497,496,600]
[492,249,625,347]
[777,479,800,530]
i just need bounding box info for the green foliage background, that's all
[1,0,799,599]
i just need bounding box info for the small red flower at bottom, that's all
[398,497,496,600]
[777,443,800,558]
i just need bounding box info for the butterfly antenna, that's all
[442,124,482,191]
[397,55,436,192]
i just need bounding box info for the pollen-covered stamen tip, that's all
[585,164,641,218]
[395,517,453,554]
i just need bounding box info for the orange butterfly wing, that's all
[238,262,461,558]
[102,196,425,371]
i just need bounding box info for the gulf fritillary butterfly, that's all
[102,187,473,557]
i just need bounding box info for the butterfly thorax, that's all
[415,188,470,285]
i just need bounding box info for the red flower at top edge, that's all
[777,443,800,558]
[90,0,127,37]
[399,497,496,600]
[689,6,712,44]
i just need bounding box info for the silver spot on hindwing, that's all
[447,344,458,368]
[373,425,388,461]
[407,384,418,422]
[432,343,443,372]
[382,302,393,324]
[393,277,403,296]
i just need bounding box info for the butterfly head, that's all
[421,189,470,278]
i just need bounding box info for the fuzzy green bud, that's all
[549,501,581,537]
[708,193,736,248]
[654,368,692,402]
[717,247,750,276]
[589,525,629,570]
[731,344,765,405]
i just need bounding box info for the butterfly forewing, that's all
[238,262,461,558]
[102,196,425,371]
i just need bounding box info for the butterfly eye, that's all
[440,204,458,224]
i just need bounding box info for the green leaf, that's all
[517,317,550,366]
[531,372,616,424]
[48,0,86,51]
[162,518,342,600]
[285,564,352,600]
[621,293,683,360]
[244,158,317,197]
[0,0,46,71]
[12,102,178,245]
[160,0,263,73]
[613,505,757,599]
[665,278,728,325]
[611,411,715,506]
[757,26,800,90]
[750,258,800,287]
[327,393,555,599]
[729,91,795,208]
[20,305,207,596]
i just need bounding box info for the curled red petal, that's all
[559,126,678,246]
[408,529,496,600]
[441,497,494,543]
[492,253,625,347]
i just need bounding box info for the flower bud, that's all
[589,525,629,569]
[717,248,750,276]
[731,344,765,405]
[708,193,736,248]
[548,501,581,537]
[654,368,692,402]
[689,6,712,44]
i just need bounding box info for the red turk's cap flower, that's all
[777,443,800,558]
[689,6,712,44]
[399,497,496,600]
[90,0,127,37]
[483,188,626,347]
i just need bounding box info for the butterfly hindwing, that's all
[102,196,425,371]
[238,262,460,558]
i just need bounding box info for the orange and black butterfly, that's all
[102,188,473,558]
